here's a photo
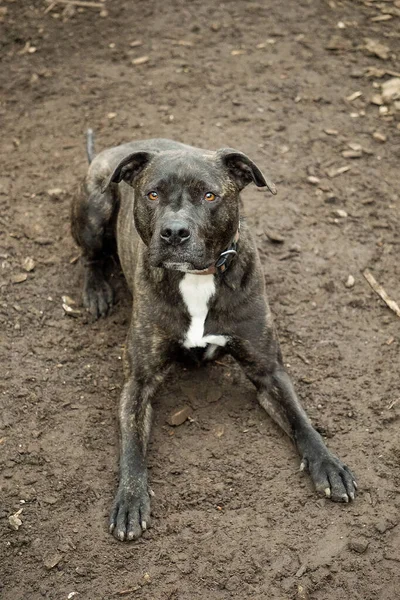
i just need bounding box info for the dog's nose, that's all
[160,221,191,246]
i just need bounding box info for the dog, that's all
[71,130,357,541]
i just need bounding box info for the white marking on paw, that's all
[179,274,228,349]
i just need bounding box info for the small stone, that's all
[210,22,221,31]
[324,128,338,136]
[47,188,65,199]
[129,40,143,48]
[372,131,387,143]
[345,275,355,288]
[341,150,362,159]
[349,539,369,553]
[8,509,23,530]
[307,175,320,185]
[167,406,192,426]
[334,209,348,218]
[364,38,390,60]
[132,56,149,65]
[381,78,400,104]
[265,230,285,243]
[11,273,28,284]
[42,495,58,505]
[370,94,384,106]
[22,257,35,272]
[44,553,62,570]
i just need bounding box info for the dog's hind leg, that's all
[71,139,117,318]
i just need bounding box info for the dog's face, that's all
[104,147,275,272]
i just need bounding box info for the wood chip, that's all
[132,56,149,65]
[363,269,400,319]
[327,165,351,178]
[371,14,392,22]
[231,49,246,56]
[129,40,143,48]
[341,150,362,159]
[167,406,192,426]
[45,0,103,7]
[346,91,362,102]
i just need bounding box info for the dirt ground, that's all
[1,0,400,598]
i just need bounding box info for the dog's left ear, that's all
[217,148,277,194]
[101,151,152,193]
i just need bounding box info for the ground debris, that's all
[43,552,63,570]
[8,508,23,530]
[12,273,28,284]
[22,257,35,272]
[363,269,400,319]
[363,38,390,60]
[345,275,355,288]
[372,131,387,143]
[327,165,351,178]
[62,295,81,317]
[131,56,149,65]
[349,538,369,554]
[167,405,192,426]
[381,78,400,104]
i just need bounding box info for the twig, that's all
[363,269,400,319]
[45,0,104,8]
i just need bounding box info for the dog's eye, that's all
[204,192,216,202]
[147,191,158,201]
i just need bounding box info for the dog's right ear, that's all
[101,152,152,193]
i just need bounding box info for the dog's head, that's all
[103,146,276,272]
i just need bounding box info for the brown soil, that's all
[1,1,400,599]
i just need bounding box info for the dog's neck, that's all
[189,228,240,276]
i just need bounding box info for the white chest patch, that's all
[179,273,228,349]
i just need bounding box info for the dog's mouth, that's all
[161,261,214,274]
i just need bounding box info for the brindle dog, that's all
[71,131,357,541]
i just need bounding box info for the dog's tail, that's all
[86,128,95,164]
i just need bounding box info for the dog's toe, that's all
[83,279,113,319]
[109,486,151,542]
[302,450,357,503]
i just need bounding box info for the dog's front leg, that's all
[109,344,172,541]
[231,338,357,502]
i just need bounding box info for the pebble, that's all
[334,209,348,218]
[11,273,28,284]
[167,406,192,426]
[8,509,23,530]
[43,553,62,570]
[372,131,387,143]
[345,275,355,288]
[307,175,320,185]
[22,257,35,272]
[132,56,149,65]
[349,538,369,553]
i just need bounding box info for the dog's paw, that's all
[109,485,151,542]
[83,271,113,319]
[301,449,357,503]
